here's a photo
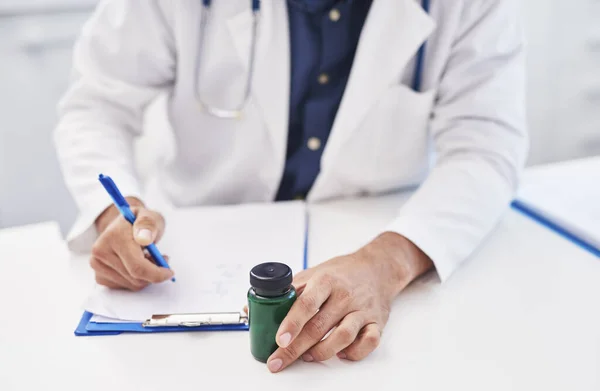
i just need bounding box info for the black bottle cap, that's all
[250,262,293,297]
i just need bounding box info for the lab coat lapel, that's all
[226,2,291,166]
[322,0,436,166]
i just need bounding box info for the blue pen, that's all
[98,174,175,282]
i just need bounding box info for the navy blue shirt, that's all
[275,0,373,201]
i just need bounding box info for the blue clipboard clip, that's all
[143,312,248,328]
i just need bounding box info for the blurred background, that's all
[0,0,599,236]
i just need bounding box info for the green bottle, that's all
[247,262,297,363]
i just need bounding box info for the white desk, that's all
[1,192,599,391]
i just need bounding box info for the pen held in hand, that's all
[98,173,176,282]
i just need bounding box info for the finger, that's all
[91,241,148,287]
[337,323,382,361]
[91,256,148,291]
[117,241,174,283]
[96,270,141,291]
[243,305,248,315]
[95,276,122,290]
[132,208,165,246]
[275,275,333,348]
[267,299,345,373]
[303,311,365,362]
[93,260,144,291]
[292,269,315,293]
[144,251,170,265]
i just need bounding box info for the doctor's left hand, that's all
[265,231,433,373]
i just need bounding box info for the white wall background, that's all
[0,0,599,235]
[521,0,600,164]
[0,3,93,235]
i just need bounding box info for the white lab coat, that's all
[54,0,528,282]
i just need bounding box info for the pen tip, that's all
[171,277,176,282]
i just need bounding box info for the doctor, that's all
[54,0,527,373]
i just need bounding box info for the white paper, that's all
[90,315,136,323]
[517,158,600,249]
[83,201,306,322]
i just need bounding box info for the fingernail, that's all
[278,332,291,347]
[302,354,314,362]
[137,229,152,242]
[337,352,347,359]
[267,358,282,372]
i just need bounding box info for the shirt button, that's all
[307,137,322,151]
[329,8,341,22]
[318,73,329,85]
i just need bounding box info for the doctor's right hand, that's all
[90,197,174,291]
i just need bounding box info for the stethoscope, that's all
[195,0,430,119]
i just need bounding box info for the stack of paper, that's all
[515,157,600,251]
[81,201,307,327]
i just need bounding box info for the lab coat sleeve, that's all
[385,0,528,282]
[53,0,175,252]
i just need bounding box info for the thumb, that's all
[132,209,164,246]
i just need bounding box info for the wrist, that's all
[94,197,144,234]
[360,231,433,299]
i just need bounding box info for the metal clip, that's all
[142,312,248,328]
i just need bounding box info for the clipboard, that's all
[74,211,310,337]
[511,158,600,258]
[75,311,250,336]
[511,201,600,257]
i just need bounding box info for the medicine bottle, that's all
[247,262,297,362]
